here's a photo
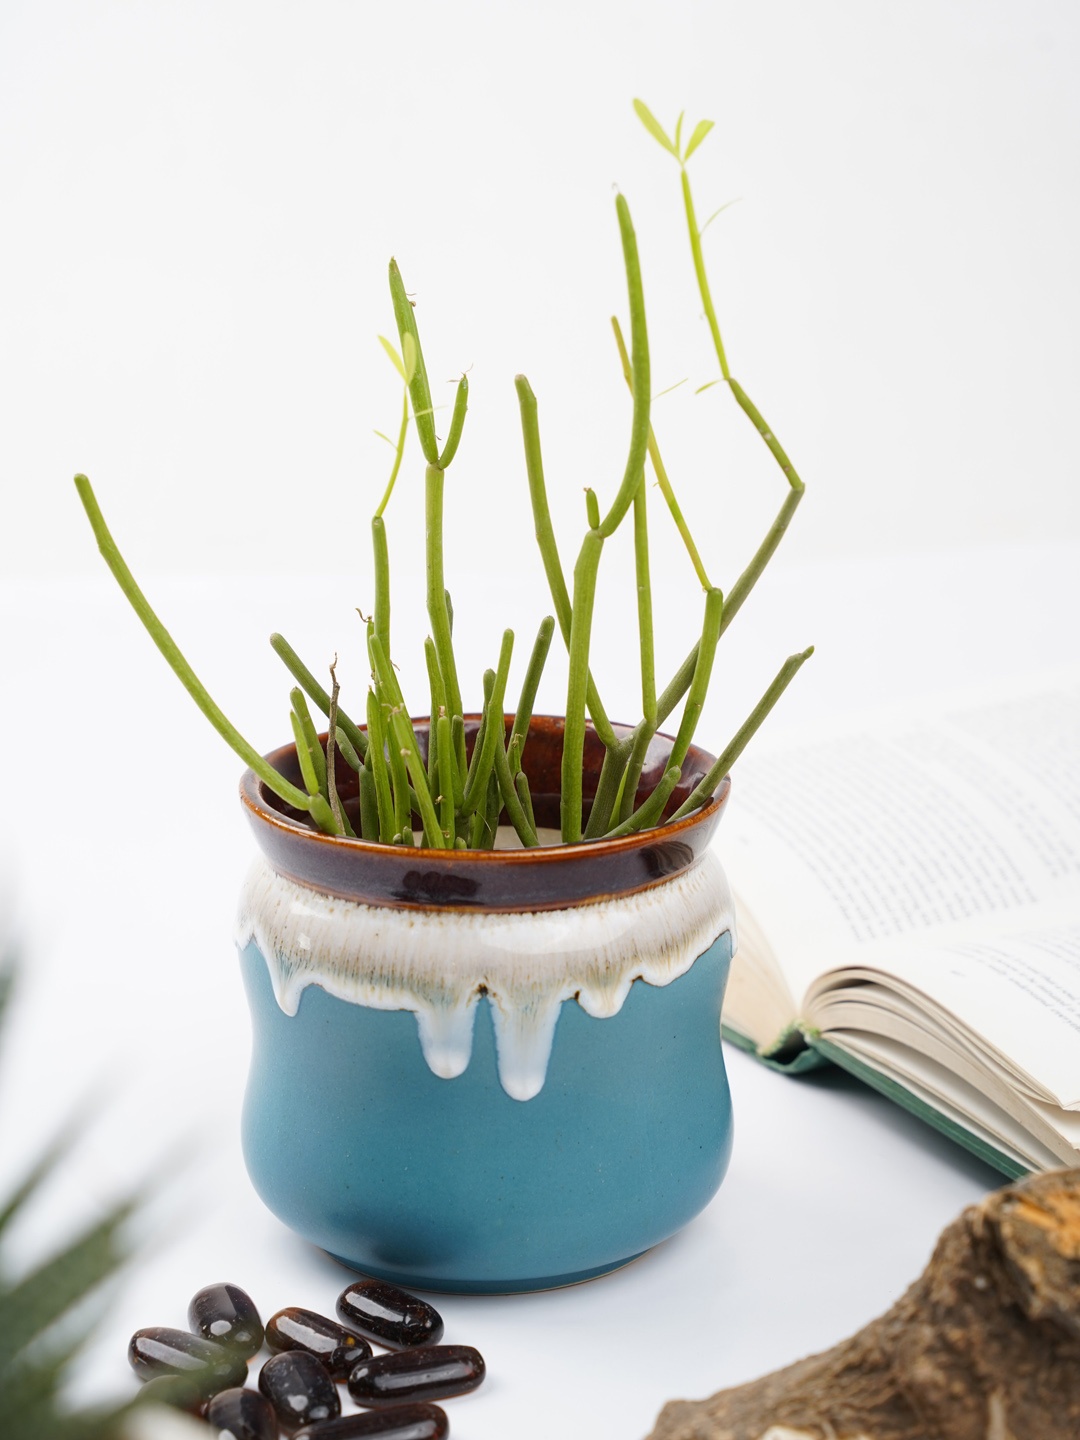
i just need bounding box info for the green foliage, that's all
[75,103,813,850]
[0,967,137,1440]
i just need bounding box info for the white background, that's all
[1,3,1079,1438]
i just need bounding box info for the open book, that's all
[720,668,1080,1178]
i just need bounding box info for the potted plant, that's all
[75,102,811,1293]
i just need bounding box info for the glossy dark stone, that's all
[346,1345,485,1407]
[137,1374,207,1415]
[128,1327,247,1395]
[266,1307,372,1380]
[336,1280,443,1350]
[188,1282,264,1359]
[205,1387,278,1440]
[259,1349,340,1432]
[294,1404,448,1439]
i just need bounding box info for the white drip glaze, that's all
[236,851,735,1101]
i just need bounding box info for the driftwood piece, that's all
[647,1168,1080,1440]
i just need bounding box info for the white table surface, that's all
[0,542,1075,1438]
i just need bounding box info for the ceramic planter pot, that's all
[235,716,735,1294]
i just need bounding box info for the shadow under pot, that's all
[236,715,735,1294]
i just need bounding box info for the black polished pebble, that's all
[259,1349,341,1432]
[267,1306,373,1380]
[128,1327,247,1395]
[347,1345,485,1407]
[294,1404,448,1440]
[336,1280,443,1350]
[137,1373,207,1415]
[188,1283,265,1359]
[205,1386,279,1440]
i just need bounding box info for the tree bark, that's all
[646,1167,1080,1440]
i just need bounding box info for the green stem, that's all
[359,761,380,841]
[374,388,409,518]
[461,633,514,816]
[585,487,600,530]
[463,668,495,798]
[291,688,328,800]
[494,726,539,846]
[389,259,439,464]
[612,315,712,590]
[728,377,805,498]
[372,516,391,661]
[424,635,446,787]
[270,632,367,758]
[681,167,730,381]
[596,194,651,539]
[325,662,353,836]
[633,469,656,726]
[602,764,681,839]
[74,474,314,813]
[615,723,656,827]
[335,728,363,772]
[582,735,633,839]
[671,647,815,820]
[450,715,466,807]
[438,375,469,469]
[514,375,618,752]
[561,529,604,843]
[365,687,395,843]
[425,463,464,726]
[667,586,724,772]
[509,615,555,761]
[436,711,456,844]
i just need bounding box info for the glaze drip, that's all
[236,852,734,1100]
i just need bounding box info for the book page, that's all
[721,669,1080,1044]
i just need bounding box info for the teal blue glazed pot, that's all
[236,717,735,1294]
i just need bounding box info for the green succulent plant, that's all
[76,100,812,849]
[0,964,136,1440]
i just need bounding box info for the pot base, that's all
[324,1249,648,1296]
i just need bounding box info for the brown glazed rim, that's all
[240,714,729,913]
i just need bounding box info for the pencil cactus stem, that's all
[668,586,724,771]
[438,375,469,469]
[514,375,618,752]
[585,488,600,530]
[728,377,805,495]
[611,315,712,592]
[335,728,363,772]
[72,475,315,813]
[425,464,464,725]
[495,732,539,847]
[602,764,681,840]
[290,688,328,800]
[358,762,380,841]
[436,712,456,843]
[615,722,657,826]
[375,389,409,519]
[681,166,730,381]
[597,193,651,539]
[365,688,395,843]
[389,258,439,465]
[633,472,656,726]
[372,517,391,659]
[461,633,514,817]
[510,615,555,761]
[423,635,447,786]
[326,661,350,835]
[583,735,634,839]
[562,529,604,843]
[270,632,367,758]
[463,668,496,800]
[672,647,815,820]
